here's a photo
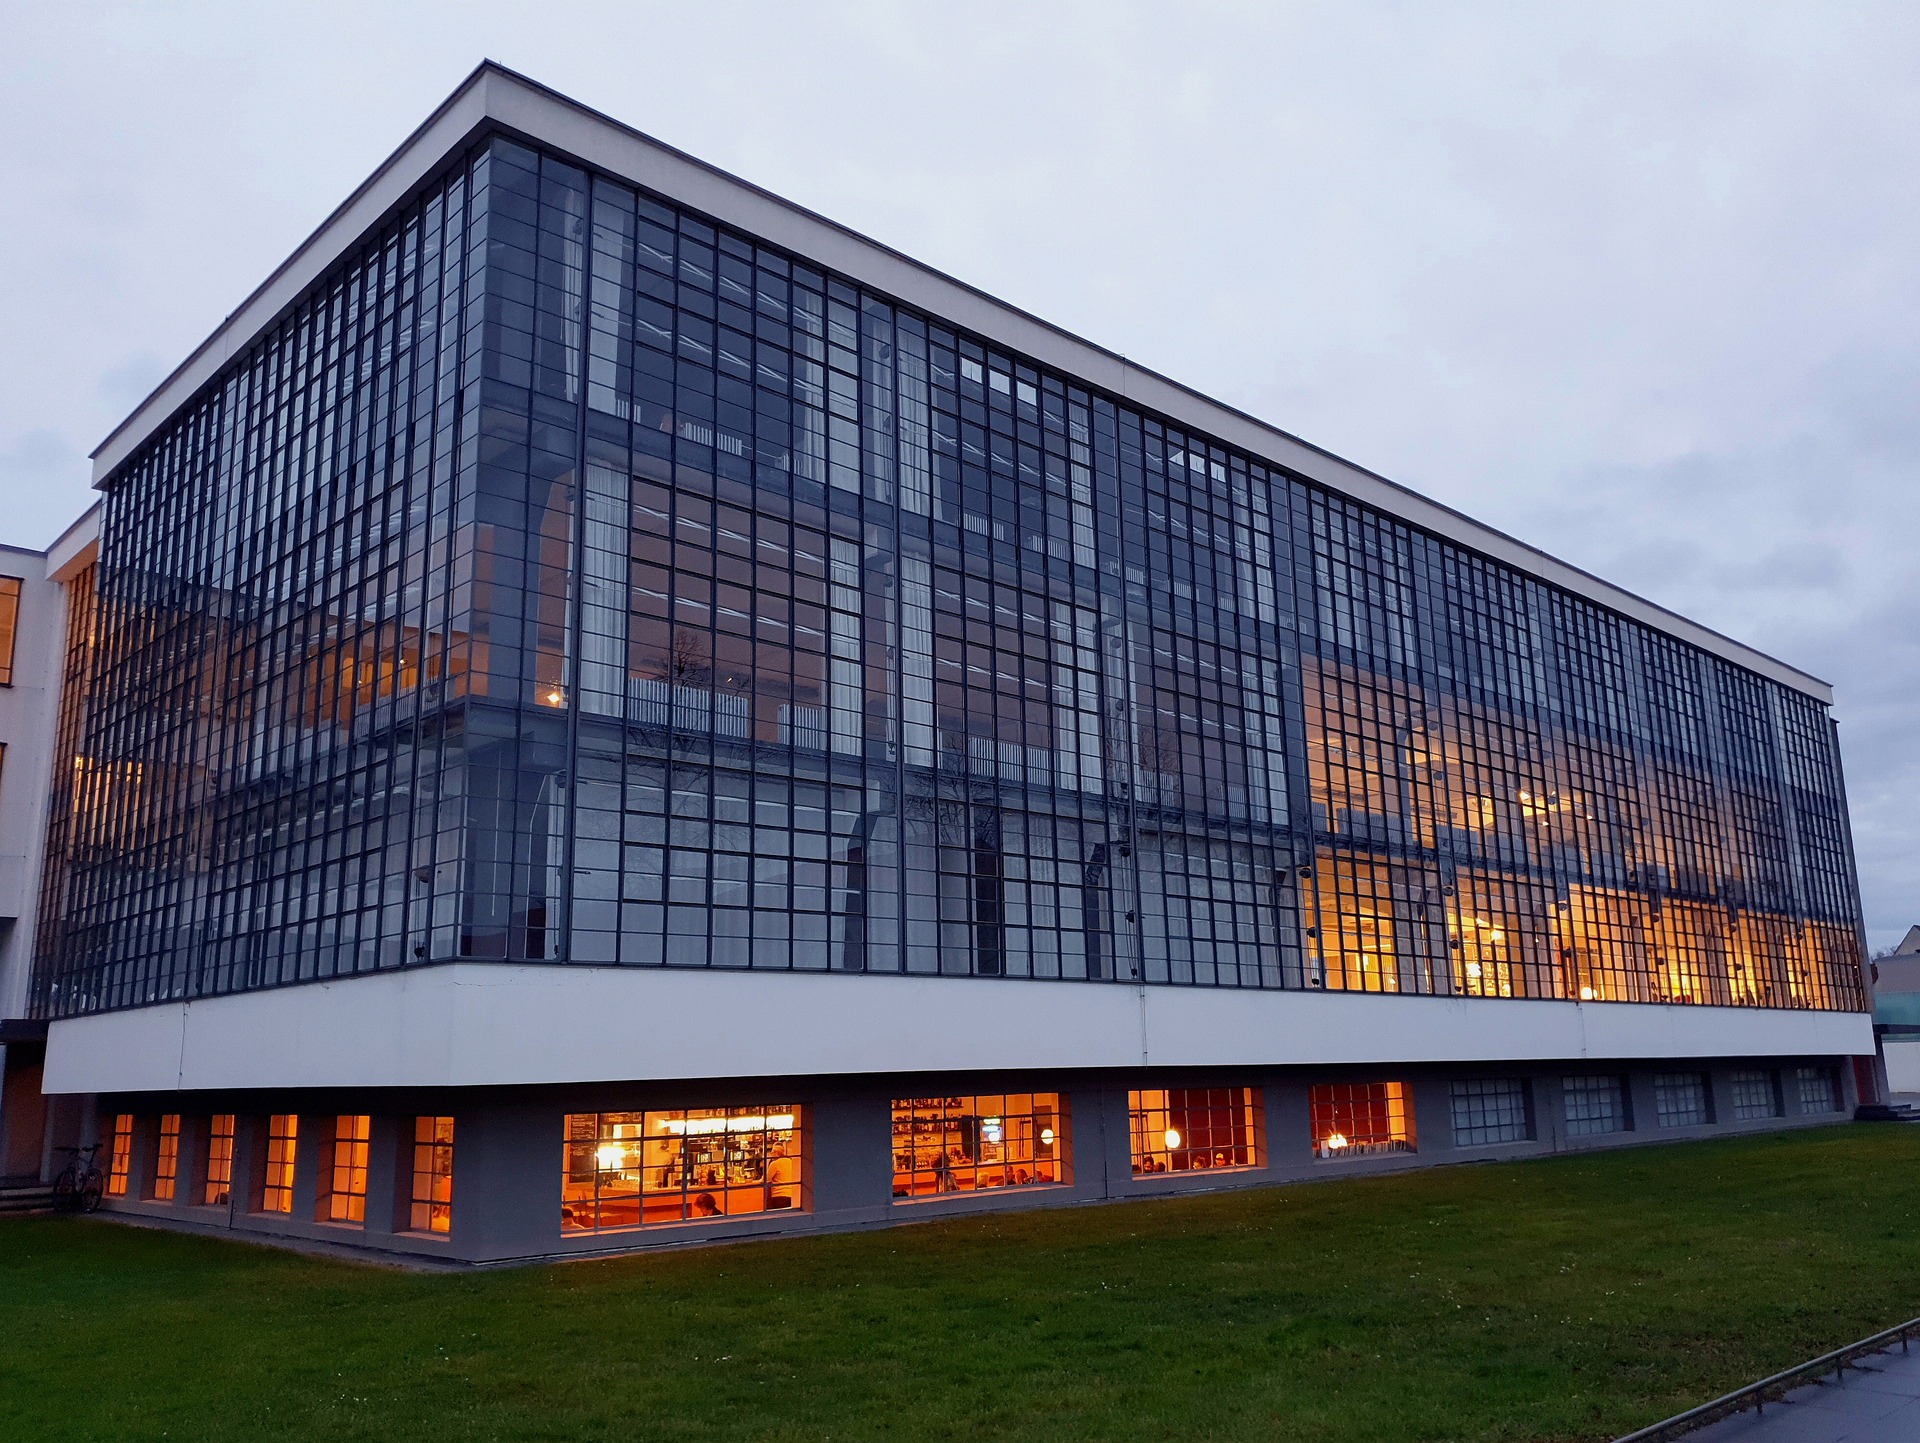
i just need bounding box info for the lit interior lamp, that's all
[1579,985,1597,1001]
[595,1143,625,1171]
[545,688,566,707]
[1163,1128,1182,1150]
[1039,1127,1056,1146]
[1465,961,1483,980]
[1324,1132,1349,1151]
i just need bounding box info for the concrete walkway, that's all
[1683,1341,1920,1442]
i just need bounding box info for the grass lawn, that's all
[5,1124,1920,1442]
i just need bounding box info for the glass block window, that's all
[323,1115,371,1224]
[411,1117,455,1233]
[1128,1088,1261,1175]
[261,1115,298,1213]
[1563,1075,1629,1136]
[1449,1079,1531,1146]
[1654,1072,1711,1128]
[1729,1070,1782,1120]
[204,1115,235,1206]
[891,1094,1066,1199]
[1310,1082,1417,1159]
[1795,1065,1842,1114]
[106,1113,132,1196]
[153,1114,180,1201]
[562,1107,804,1232]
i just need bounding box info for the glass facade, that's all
[1729,1069,1782,1121]
[1653,1072,1711,1128]
[153,1114,180,1201]
[29,129,1870,1020]
[204,1114,235,1205]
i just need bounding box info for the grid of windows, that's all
[32,125,1870,1020]
[562,1107,804,1231]
[411,1116,455,1233]
[1795,1066,1842,1114]
[1128,1088,1260,1175]
[153,1115,180,1201]
[262,1115,298,1213]
[0,574,19,684]
[1449,1079,1531,1146]
[106,1113,131,1196]
[322,1114,371,1223]
[1310,1082,1417,1159]
[204,1114,235,1205]
[1729,1070,1782,1121]
[1654,1072,1711,1129]
[1563,1075,1630,1136]
[891,1094,1066,1198]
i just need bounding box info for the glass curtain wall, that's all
[31,131,1868,1018]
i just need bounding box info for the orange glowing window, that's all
[1128,1088,1261,1176]
[410,1116,455,1234]
[106,1114,132,1196]
[204,1115,235,1206]
[1310,1082,1416,1160]
[262,1115,298,1213]
[562,1107,804,1232]
[891,1094,1067,1200]
[323,1115,371,1224]
[153,1115,180,1201]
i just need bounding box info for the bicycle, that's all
[52,1143,105,1213]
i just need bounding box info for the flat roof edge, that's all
[85,61,1835,704]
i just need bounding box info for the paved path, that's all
[1684,1341,1920,1442]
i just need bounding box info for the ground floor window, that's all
[106,1114,132,1196]
[205,1115,235,1205]
[411,1117,455,1234]
[563,1107,804,1232]
[1128,1088,1261,1175]
[153,1115,180,1201]
[1563,1075,1629,1136]
[891,1094,1067,1199]
[1449,1079,1531,1146]
[262,1115,298,1213]
[322,1115,371,1223]
[1795,1065,1842,1114]
[1729,1070,1782,1120]
[1310,1082,1417,1159]
[1653,1073,1710,1129]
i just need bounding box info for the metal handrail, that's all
[1614,1315,1920,1442]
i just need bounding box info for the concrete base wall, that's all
[84,1054,1862,1266]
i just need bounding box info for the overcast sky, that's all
[1,2,1912,947]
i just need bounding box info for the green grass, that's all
[4,1125,1919,1442]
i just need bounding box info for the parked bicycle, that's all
[51,1143,105,1213]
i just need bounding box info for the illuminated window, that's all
[1563,1074,1629,1136]
[410,1117,455,1233]
[1310,1082,1416,1159]
[322,1115,371,1223]
[261,1115,298,1213]
[1795,1066,1841,1114]
[562,1107,804,1232]
[204,1115,235,1205]
[1128,1088,1260,1175]
[1449,1079,1531,1146]
[1729,1070,1782,1121]
[106,1114,132,1196]
[153,1115,180,1201]
[891,1094,1067,1199]
[1653,1072,1710,1128]
[0,575,20,685]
